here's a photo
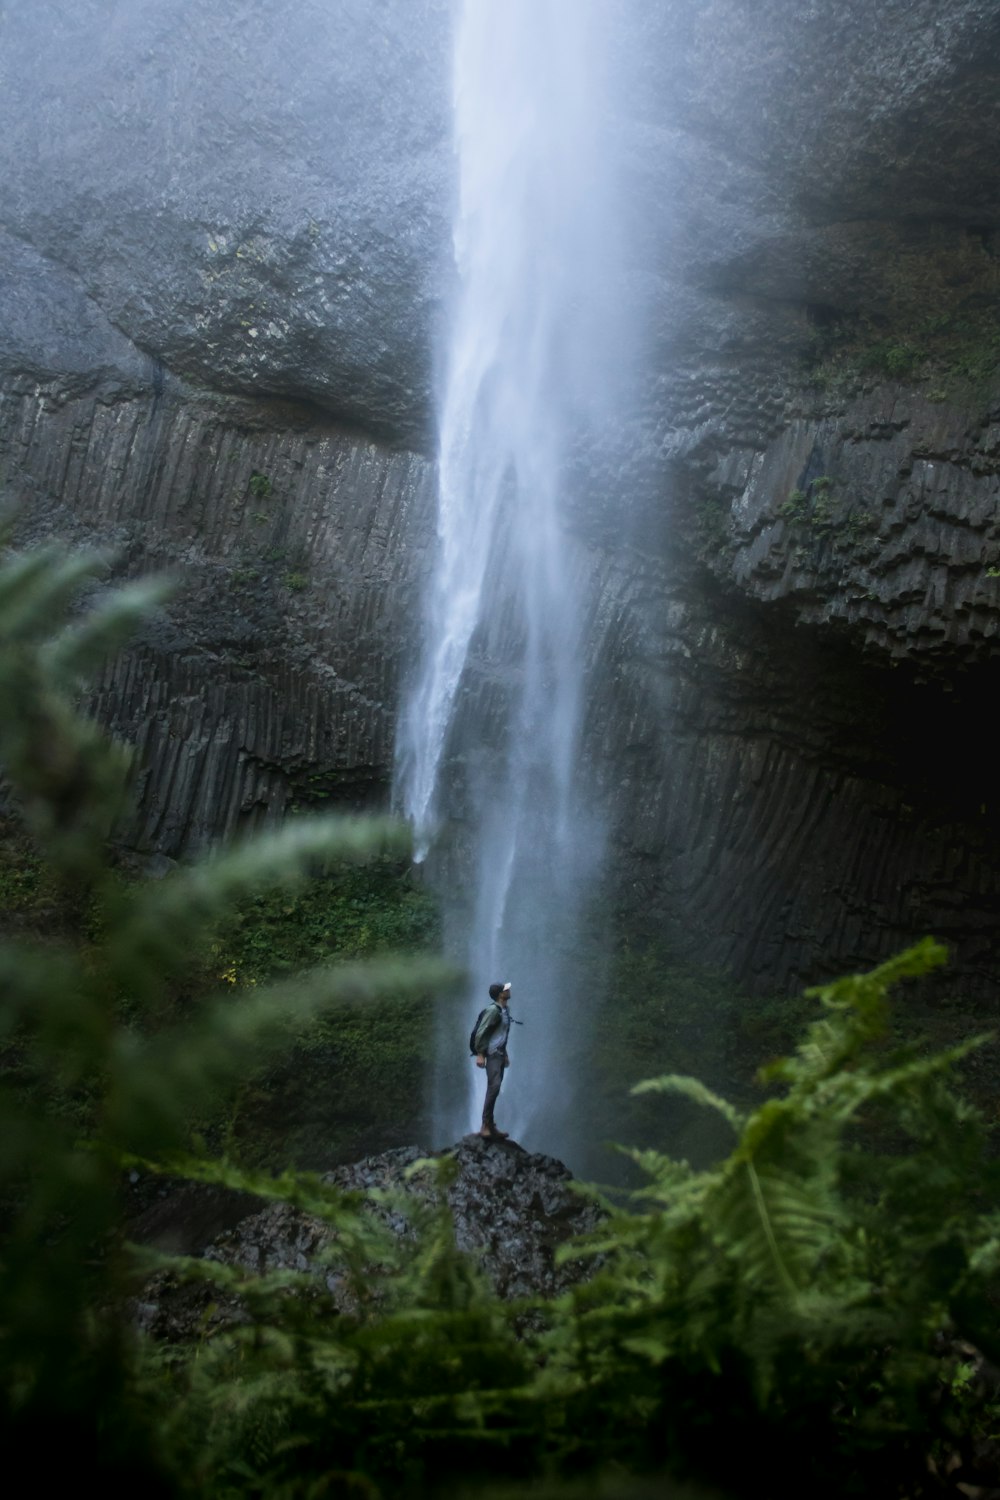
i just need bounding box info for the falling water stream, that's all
[395,0,620,1163]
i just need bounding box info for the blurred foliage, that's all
[0,735,441,1172]
[3,539,1000,1498]
[0,540,452,1486]
[137,1154,539,1499]
[198,857,440,1167]
[540,940,1000,1497]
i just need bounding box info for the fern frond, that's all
[765,938,950,1091]
[808,1032,994,1127]
[0,544,108,642]
[109,952,455,1152]
[610,1143,678,1178]
[111,815,416,1000]
[709,1157,844,1299]
[123,1153,366,1227]
[40,576,173,684]
[808,937,947,1013]
[129,1246,328,1302]
[631,1073,744,1134]
[0,548,155,871]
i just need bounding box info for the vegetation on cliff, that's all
[805,297,1000,409]
[3,543,1000,1499]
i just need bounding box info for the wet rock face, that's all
[703,391,1000,663]
[135,1138,603,1340]
[2,0,1000,991]
[586,546,1000,996]
[3,1,999,443]
[0,0,451,446]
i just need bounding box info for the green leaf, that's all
[0,544,107,642]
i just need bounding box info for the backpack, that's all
[469,1002,501,1056]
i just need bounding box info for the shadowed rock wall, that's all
[586,543,999,996]
[1,373,434,856]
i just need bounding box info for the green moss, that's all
[695,494,731,554]
[0,821,49,916]
[202,859,440,1166]
[779,487,809,520]
[3,818,440,1169]
[779,478,837,534]
[230,565,261,587]
[806,303,1000,407]
[776,475,880,559]
[210,857,437,982]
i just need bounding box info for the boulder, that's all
[133,1137,604,1341]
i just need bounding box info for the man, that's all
[475,980,512,1139]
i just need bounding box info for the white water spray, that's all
[396,0,621,1161]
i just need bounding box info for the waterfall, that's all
[395,0,620,1162]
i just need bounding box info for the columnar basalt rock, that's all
[585,545,1000,996]
[705,390,1000,665]
[1,374,435,855]
[2,0,1000,996]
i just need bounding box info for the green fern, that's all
[0,541,456,1484]
[543,936,1000,1489]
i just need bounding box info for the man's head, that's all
[489,981,512,1004]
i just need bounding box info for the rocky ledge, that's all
[133,1136,603,1341]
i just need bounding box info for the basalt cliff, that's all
[2,0,999,998]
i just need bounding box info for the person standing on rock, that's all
[475,980,512,1139]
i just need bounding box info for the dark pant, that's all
[482,1052,505,1128]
